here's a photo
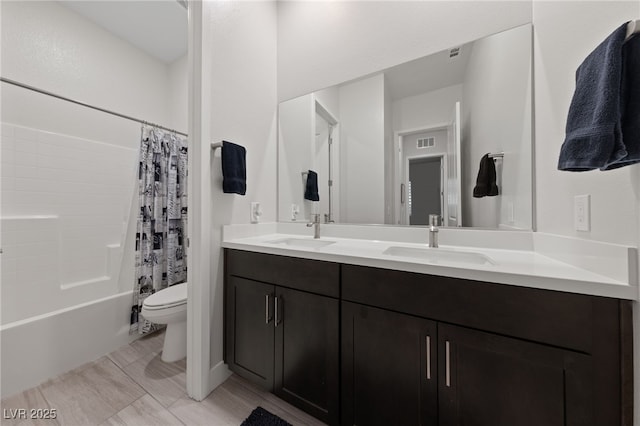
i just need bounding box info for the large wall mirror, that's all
[278,23,532,230]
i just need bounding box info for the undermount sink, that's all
[383,246,496,266]
[266,237,337,249]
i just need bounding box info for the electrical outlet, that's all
[291,204,300,221]
[574,194,590,231]
[250,202,262,224]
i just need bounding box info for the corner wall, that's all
[531,3,640,424]
[533,1,638,246]
[199,0,278,392]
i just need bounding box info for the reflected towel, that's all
[558,23,633,171]
[473,154,499,198]
[222,141,246,195]
[304,170,319,201]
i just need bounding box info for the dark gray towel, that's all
[473,154,499,198]
[604,32,640,169]
[304,170,319,201]
[558,23,629,171]
[221,140,246,195]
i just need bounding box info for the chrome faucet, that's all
[307,213,321,239]
[428,214,440,248]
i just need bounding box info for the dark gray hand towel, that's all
[304,170,319,201]
[473,154,499,198]
[558,23,628,171]
[222,140,246,195]
[603,32,640,169]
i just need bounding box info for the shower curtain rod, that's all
[1,77,188,137]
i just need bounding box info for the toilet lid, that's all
[143,282,187,309]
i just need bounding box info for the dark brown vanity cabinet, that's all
[341,302,592,426]
[341,264,633,426]
[437,324,591,426]
[341,302,438,425]
[225,250,633,426]
[224,250,340,425]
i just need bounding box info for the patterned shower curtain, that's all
[130,125,188,335]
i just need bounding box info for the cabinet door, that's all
[341,302,438,426]
[274,287,339,425]
[225,276,275,390]
[439,323,592,426]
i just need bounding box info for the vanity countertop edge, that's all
[221,224,639,301]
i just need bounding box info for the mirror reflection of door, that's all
[409,156,443,225]
[403,128,447,225]
[314,100,339,222]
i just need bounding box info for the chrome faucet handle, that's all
[428,214,440,248]
[306,214,321,238]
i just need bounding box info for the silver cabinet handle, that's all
[445,340,451,387]
[426,335,431,380]
[274,296,279,327]
[265,294,270,324]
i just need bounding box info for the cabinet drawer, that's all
[342,264,618,353]
[225,249,340,298]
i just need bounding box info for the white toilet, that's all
[141,282,187,362]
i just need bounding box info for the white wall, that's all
[277,1,532,102]
[1,0,186,396]
[0,1,178,145]
[199,0,277,388]
[168,55,189,134]
[462,24,532,229]
[534,1,638,245]
[392,84,463,132]
[338,74,385,224]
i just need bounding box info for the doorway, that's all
[408,156,443,225]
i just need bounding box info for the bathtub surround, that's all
[132,126,188,335]
[1,1,187,397]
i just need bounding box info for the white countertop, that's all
[221,223,639,300]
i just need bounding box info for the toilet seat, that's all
[143,282,187,310]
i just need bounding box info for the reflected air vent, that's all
[417,137,435,149]
[449,47,461,58]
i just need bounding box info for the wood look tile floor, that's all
[1,331,326,426]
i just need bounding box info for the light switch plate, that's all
[574,194,590,231]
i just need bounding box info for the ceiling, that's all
[59,1,188,64]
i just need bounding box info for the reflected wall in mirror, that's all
[278,24,532,230]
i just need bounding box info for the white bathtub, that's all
[0,290,138,397]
